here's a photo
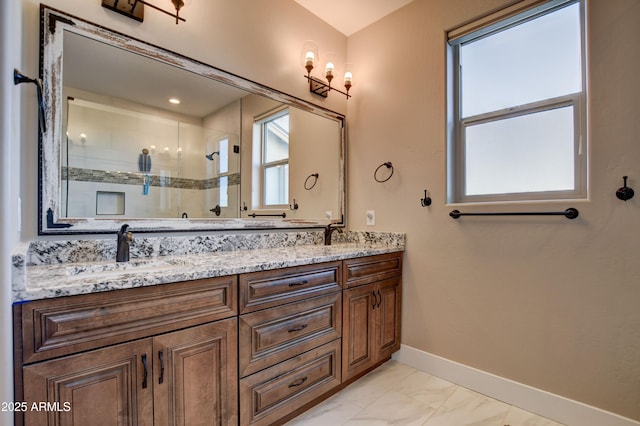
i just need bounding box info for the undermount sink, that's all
[64,258,185,276]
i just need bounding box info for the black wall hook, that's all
[421,189,432,207]
[14,69,46,134]
[616,176,635,201]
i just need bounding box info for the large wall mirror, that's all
[39,6,345,234]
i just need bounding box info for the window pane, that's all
[264,164,289,205]
[218,138,229,174]
[461,3,581,117]
[219,176,228,207]
[465,106,575,196]
[264,114,289,163]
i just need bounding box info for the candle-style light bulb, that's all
[325,62,334,85]
[305,51,315,74]
[344,71,353,92]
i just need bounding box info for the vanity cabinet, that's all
[14,251,403,426]
[342,253,403,382]
[15,276,239,426]
[238,262,343,426]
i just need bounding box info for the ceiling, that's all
[294,0,415,36]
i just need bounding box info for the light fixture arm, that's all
[102,0,185,24]
[304,75,351,99]
[132,0,185,23]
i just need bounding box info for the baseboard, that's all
[393,344,640,426]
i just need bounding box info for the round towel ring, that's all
[304,173,319,190]
[374,162,394,183]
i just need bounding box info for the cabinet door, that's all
[375,277,402,360]
[342,284,376,381]
[153,318,238,426]
[23,339,153,426]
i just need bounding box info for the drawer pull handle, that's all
[288,376,308,388]
[288,324,308,333]
[141,353,148,389]
[288,280,309,287]
[158,350,165,384]
[377,289,382,308]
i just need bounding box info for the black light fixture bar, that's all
[102,0,185,24]
[305,75,351,99]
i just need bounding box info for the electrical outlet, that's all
[366,210,375,226]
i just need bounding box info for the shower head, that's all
[205,151,219,161]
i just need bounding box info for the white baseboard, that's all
[393,344,640,426]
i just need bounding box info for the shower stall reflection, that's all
[62,96,240,219]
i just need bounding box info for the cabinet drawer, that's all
[20,276,238,364]
[344,252,402,288]
[239,261,342,313]
[239,339,341,426]
[239,292,341,376]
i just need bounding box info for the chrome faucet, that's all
[324,224,343,246]
[116,224,132,262]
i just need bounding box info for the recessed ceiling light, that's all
[169,98,181,105]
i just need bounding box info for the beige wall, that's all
[346,0,640,420]
[5,0,640,423]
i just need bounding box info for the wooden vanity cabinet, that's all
[22,338,154,426]
[15,252,403,426]
[342,253,402,382]
[15,276,239,426]
[238,262,343,426]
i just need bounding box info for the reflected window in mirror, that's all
[255,108,290,208]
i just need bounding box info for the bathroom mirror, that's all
[39,6,345,234]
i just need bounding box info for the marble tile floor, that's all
[285,360,565,426]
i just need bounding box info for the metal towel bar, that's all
[248,212,287,218]
[449,208,579,220]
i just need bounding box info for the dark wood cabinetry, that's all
[238,263,344,426]
[15,252,402,426]
[16,276,238,426]
[23,338,154,426]
[342,254,402,382]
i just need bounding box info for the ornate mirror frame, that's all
[39,5,346,235]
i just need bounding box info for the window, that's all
[218,138,229,207]
[447,0,586,203]
[256,108,289,207]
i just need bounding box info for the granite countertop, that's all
[14,237,404,303]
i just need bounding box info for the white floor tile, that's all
[286,360,565,426]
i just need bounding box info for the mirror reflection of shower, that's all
[205,151,219,161]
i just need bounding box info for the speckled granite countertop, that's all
[12,231,404,303]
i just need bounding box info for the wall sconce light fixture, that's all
[102,0,187,24]
[303,50,352,99]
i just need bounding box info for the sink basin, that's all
[65,258,185,276]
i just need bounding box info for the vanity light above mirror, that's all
[302,41,353,99]
[102,0,188,24]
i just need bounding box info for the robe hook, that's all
[421,189,432,207]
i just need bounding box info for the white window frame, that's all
[254,107,290,209]
[447,0,588,204]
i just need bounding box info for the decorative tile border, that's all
[62,167,240,190]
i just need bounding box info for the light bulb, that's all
[305,51,315,64]
[325,62,334,79]
[344,72,353,92]
[305,51,315,74]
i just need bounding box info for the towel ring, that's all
[304,173,319,190]
[374,162,394,183]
